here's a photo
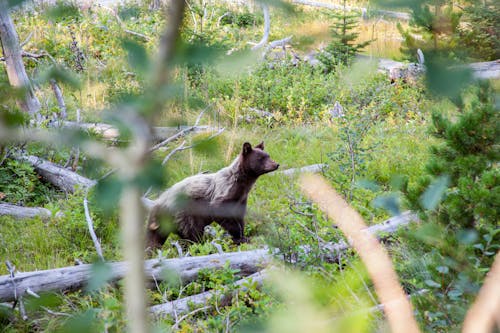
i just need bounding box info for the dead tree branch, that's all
[251,4,270,50]
[0,203,53,220]
[150,270,268,318]
[83,194,104,261]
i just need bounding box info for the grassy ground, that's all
[1,1,484,332]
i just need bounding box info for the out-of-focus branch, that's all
[462,250,500,333]
[299,174,421,333]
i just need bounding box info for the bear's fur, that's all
[146,141,279,249]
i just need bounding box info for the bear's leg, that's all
[216,218,248,244]
[178,215,207,242]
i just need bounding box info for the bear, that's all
[146,141,279,250]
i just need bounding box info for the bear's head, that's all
[241,141,279,177]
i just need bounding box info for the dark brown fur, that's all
[146,142,279,249]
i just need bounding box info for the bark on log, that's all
[0,2,41,116]
[61,121,215,142]
[0,203,52,220]
[0,249,271,302]
[0,212,417,302]
[150,270,267,318]
[15,154,96,193]
[276,163,328,176]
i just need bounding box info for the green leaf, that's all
[121,39,150,74]
[448,289,463,299]
[457,229,478,245]
[371,193,400,216]
[192,134,221,156]
[93,177,123,215]
[355,179,380,192]
[37,66,81,89]
[25,292,62,312]
[57,309,98,333]
[44,2,81,22]
[436,266,449,274]
[86,260,113,292]
[424,279,441,288]
[420,175,449,211]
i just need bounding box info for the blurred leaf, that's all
[0,108,28,128]
[215,50,259,77]
[420,175,449,210]
[257,0,295,13]
[448,289,463,298]
[160,268,182,289]
[57,309,98,333]
[6,0,27,9]
[175,41,225,67]
[86,260,113,292]
[424,279,441,288]
[457,229,478,245]
[192,134,221,156]
[390,174,408,191]
[371,193,400,215]
[37,66,81,89]
[93,176,123,215]
[436,266,449,274]
[122,39,150,74]
[44,1,81,22]
[426,56,473,105]
[133,159,165,191]
[25,292,62,312]
[355,179,380,192]
[413,223,444,245]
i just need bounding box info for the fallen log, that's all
[0,212,417,302]
[150,270,267,318]
[0,249,270,302]
[62,121,216,142]
[0,203,52,220]
[277,163,328,176]
[15,154,96,193]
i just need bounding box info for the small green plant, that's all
[317,0,372,72]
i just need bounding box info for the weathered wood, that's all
[62,121,215,142]
[15,154,96,193]
[277,163,328,176]
[150,270,268,318]
[469,59,500,80]
[0,1,41,115]
[0,249,271,302]
[0,212,417,301]
[0,203,51,220]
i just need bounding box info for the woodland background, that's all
[0,0,498,332]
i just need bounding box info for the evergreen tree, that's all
[317,0,372,72]
[409,83,499,229]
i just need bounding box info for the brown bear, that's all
[146,141,279,249]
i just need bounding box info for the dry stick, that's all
[462,250,500,333]
[149,107,208,153]
[83,194,104,261]
[101,6,151,41]
[299,174,420,333]
[49,79,67,121]
[251,3,270,50]
[150,270,268,318]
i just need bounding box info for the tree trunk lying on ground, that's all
[0,203,52,220]
[150,270,268,318]
[14,154,96,193]
[0,249,270,302]
[62,121,216,142]
[0,212,417,302]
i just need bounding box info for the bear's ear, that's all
[255,141,265,150]
[242,142,252,156]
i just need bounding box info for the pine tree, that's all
[409,83,499,229]
[317,0,371,72]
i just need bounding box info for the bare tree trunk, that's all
[0,1,40,116]
[252,3,270,50]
